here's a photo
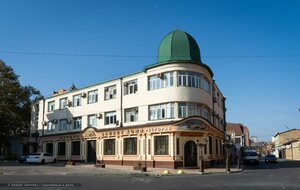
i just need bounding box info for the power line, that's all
[1,50,300,59]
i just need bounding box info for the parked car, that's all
[17,154,30,163]
[26,152,56,164]
[243,150,260,165]
[265,154,277,163]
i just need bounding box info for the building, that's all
[30,30,226,168]
[226,123,250,148]
[273,129,300,159]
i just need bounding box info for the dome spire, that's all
[157,30,201,64]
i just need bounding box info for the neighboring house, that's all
[30,30,226,169]
[226,123,250,148]
[273,129,300,159]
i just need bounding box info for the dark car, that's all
[17,154,29,163]
[265,155,277,163]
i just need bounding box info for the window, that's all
[123,138,137,155]
[154,136,169,155]
[125,107,138,123]
[178,103,202,118]
[71,141,80,155]
[176,138,180,155]
[178,71,202,88]
[104,139,115,155]
[124,80,138,95]
[47,121,55,132]
[203,106,211,122]
[209,137,212,155]
[57,142,66,155]
[59,98,67,109]
[215,139,218,155]
[73,94,81,107]
[105,111,117,125]
[73,117,82,129]
[203,77,210,93]
[88,115,97,127]
[88,90,98,104]
[48,101,55,112]
[149,103,174,120]
[148,72,173,90]
[105,85,117,100]
[59,119,68,131]
[235,138,241,144]
[46,143,53,155]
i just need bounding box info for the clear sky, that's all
[1,0,299,141]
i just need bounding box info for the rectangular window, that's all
[148,72,173,90]
[176,138,180,155]
[154,136,169,155]
[105,85,117,100]
[203,106,211,122]
[125,107,138,123]
[209,136,213,155]
[123,137,137,155]
[105,111,117,125]
[48,101,55,112]
[178,102,202,118]
[124,80,138,95]
[88,115,97,127]
[59,98,68,109]
[215,139,218,155]
[203,77,210,93]
[88,90,98,104]
[47,121,55,132]
[71,141,80,155]
[73,94,81,107]
[73,117,82,129]
[104,139,115,155]
[178,71,202,88]
[149,103,174,120]
[46,143,53,155]
[59,119,68,131]
[57,142,66,155]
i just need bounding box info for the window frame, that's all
[105,85,117,100]
[87,90,98,104]
[105,111,117,125]
[103,139,116,155]
[123,137,137,155]
[47,101,55,112]
[124,107,138,123]
[73,94,82,107]
[154,135,169,155]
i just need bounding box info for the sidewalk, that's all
[72,163,243,175]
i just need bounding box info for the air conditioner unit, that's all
[156,73,164,79]
[67,100,72,107]
[212,111,218,116]
[42,121,47,126]
[52,119,58,123]
[81,92,87,98]
[97,113,103,119]
[124,82,128,87]
[67,118,73,123]
[134,107,138,113]
[115,120,119,126]
[213,97,218,103]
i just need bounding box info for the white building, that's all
[30,30,226,168]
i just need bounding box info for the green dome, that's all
[157,30,201,64]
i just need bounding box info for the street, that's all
[0,160,300,190]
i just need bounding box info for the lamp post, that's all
[196,138,207,174]
[224,134,232,173]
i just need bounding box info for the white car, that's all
[243,150,260,165]
[26,152,56,164]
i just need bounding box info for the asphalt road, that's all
[0,160,300,190]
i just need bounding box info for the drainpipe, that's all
[120,78,123,127]
[212,80,215,126]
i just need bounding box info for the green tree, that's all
[0,60,42,154]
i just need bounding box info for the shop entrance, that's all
[184,140,198,167]
[87,140,96,163]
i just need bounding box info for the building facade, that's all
[273,129,300,159]
[30,30,226,168]
[226,123,250,148]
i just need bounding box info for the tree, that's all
[0,60,43,155]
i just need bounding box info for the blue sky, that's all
[1,0,299,141]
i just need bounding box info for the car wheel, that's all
[41,159,45,164]
[53,158,56,163]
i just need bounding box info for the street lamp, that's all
[196,138,208,174]
[224,134,233,173]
